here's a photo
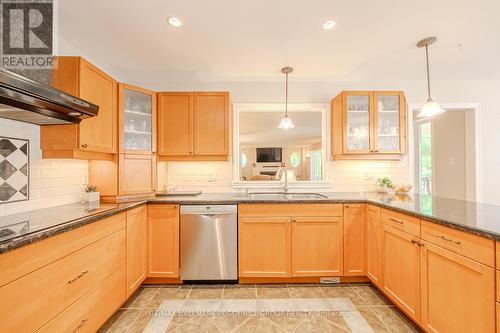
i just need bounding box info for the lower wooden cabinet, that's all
[366,205,381,286]
[37,266,126,333]
[420,240,495,333]
[381,225,421,322]
[238,204,344,279]
[292,216,343,276]
[239,217,291,277]
[344,204,366,276]
[126,206,147,297]
[147,204,180,278]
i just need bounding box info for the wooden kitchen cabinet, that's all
[366,205,381,286]
[420,240,495,333]
[88,84,157,202]
[238,204,343,279]
[343,204,366,276]
[147,205,179,278]
[381,225,421,322]
[239,217,291,277]
[157,91,229,161]
[41,56,117,160]
[291,216,343,276]
[331,90,406,160]
[126,206,147,297]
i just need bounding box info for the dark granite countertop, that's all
[2,192,500,254]
[0,201,145,254]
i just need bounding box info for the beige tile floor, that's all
[99,283,422,333]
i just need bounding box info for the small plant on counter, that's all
[83,184,100,203]
[84,184,98,193]
[376,177,393,193]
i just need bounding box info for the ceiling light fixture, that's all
[278,67,295,130]
[322,19,336,30]
[168,17,182,28]
[417,36,445,117]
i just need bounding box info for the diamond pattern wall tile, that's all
[0,182,17,201]
[0,139,17,158]
[0,160,17,180]
[0,136,29,204]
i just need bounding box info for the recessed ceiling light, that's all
[168,17,182,28]
[322,19,336,30]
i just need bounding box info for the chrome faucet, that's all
[276,167,289,193]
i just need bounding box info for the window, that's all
[289,152,300,168]
[241,153,248,168]
[310,150,322,181]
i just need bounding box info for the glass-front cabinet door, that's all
[373,91,405,154]
[121,85,155,154]
[344,92,371,154]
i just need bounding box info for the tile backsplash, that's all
[0,118,88,217]
[160,157,409,193]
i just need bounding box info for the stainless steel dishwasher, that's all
[180,205,237,280]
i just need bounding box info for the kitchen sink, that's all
[247,192,328,200]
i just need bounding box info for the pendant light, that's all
[278,67,295,129]
[417,37,445,117]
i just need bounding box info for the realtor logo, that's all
[0,0,53,69]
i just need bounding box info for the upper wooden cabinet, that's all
[41,57,117,160]
[331,91,407,160]
[157,92,230,161]
[119,84,156,155]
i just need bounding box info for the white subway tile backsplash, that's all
[160,157,410,193]
[0,119,88,217]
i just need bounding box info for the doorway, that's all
[412,107,478,201]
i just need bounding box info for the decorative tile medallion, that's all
[0,137,29,203]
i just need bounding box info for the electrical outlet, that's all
[208,173,217,182]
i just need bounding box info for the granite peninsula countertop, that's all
[2,192,500,254]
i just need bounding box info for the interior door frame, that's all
[408,103,481,202]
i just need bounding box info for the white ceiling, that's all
[58,0,500,84]
[239,111,321,146]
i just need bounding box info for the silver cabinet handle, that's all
[436,235,461,245]
[71,318,89,333]
[67,270,89,284]
[389,218,404,225]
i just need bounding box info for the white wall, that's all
[0,118,88,217]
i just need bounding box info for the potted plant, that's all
[376,177,393,193]
[83,185,100,204]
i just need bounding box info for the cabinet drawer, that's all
[238,204,343,217]
[0,212,125,287]
[381,209,420,237]
[0,229,125,333]
[421,220,494,267]
[37,265,126,333]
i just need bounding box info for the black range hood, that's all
[0,68,98,125]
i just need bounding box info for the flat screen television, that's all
[256,148,282,163]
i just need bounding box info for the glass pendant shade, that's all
[418,98,445,118]
[278,115,295,129]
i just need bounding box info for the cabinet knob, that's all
[194,151,198,154]
[81,144,88,149]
